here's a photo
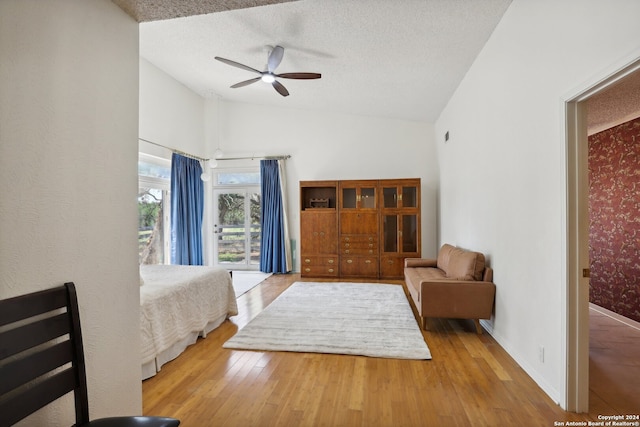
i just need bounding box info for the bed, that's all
[139,264,238,380]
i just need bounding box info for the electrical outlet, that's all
[539,346,545,363]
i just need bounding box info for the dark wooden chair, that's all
[0,282,180,427]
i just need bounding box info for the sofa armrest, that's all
[405,258,437,268]
[419,280,496,319]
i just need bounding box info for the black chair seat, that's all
[83,416,180,427]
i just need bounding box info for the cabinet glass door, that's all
[382,215,398,252]
[360,187,376,208]
[402,186,417,208]
[342,188,357,209]
[402,214,418,252]
[382,214,418,254]
[341,182,377,209]
[383,187,398,208]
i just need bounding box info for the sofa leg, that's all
[474,319,483,334]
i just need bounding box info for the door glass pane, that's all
[383,187,397,208]
[403,186,417,208]
[216,192,246,264]
[249,192,261,265]
[383,215,398,252]
[402,215,417,252]
[343,188,357,208]
[361,187,376,208]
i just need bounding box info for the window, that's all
[138,154,171,264]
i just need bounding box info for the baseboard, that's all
[589,303,640,331]
[479,319,562,408]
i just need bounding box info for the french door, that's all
[213,187,261,269]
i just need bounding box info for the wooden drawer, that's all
[380,256,404,279]
[302,255,338,266]
[340,235,377,255]
[340,256,378,278]
[301,256,339,277]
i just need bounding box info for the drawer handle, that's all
[328,268,334,273]
[387,259,394,264]
[328,259,334,264]
[304,258,311,263]
[369,250,374,254]
[345,237,350,242]
[369,237,374,241]
[345,249,350,254]
[345,243,350,248]
[346,259,353,264]
[365,259,372,264]
[304,268,311,272]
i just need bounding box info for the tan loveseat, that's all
[404,244,495,334]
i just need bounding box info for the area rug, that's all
[223,281,431,359]
[232,271,272,297]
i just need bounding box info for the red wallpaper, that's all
[588,117,640,322]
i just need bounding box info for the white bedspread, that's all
[140,265,238,375]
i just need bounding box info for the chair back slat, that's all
[0,368,77,427]
[0,340,74,395]
[0,312,70,359]
[0,286,67,327]
[0,283,90,427]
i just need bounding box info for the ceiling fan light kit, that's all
[215,45,321,97]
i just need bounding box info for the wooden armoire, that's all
[300,178,421,279]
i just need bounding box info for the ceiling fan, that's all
[215,45,321,97]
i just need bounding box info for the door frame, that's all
[564,54,640,412]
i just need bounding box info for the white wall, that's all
[139,58,207,158]
[0,1,141,425]
[435,0,640,407]
[210,100,440,269]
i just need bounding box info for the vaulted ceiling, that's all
[117,0,513,122]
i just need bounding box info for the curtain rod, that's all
[216,155,292,161]
[139,138,291,162]
[139,138,207,161]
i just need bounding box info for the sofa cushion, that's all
[437,244,485,281]
[436,244,456,272]
[404,266,447,303]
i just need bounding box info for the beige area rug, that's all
[223,281,432,360]
[232,271,272,297]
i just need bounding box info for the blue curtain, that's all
[170,153,204,265]
[260,159,291,273]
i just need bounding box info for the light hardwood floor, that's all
[142,274,635,426]
[589,306,640,415]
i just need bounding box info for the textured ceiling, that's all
[113,0,297,22]
[587,70,640,135]
[138,0,513,122]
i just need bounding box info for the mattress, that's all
[140,264,238,379]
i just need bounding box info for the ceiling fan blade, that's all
[268,45,284,72]
[230,77,261,88]
[214,56,261,75]
[276,72,321,80]
[272,80,289,97]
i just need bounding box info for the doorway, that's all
[213,187,261,270]
[565,57,640,412]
